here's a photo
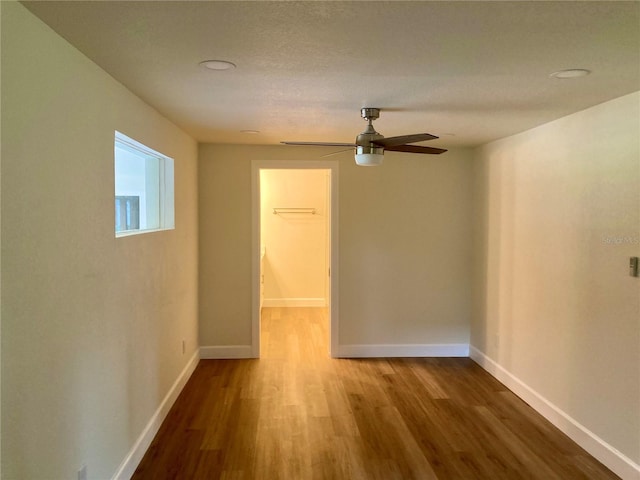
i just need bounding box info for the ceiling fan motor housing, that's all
[355,126,384,161]
[356,127,384,151]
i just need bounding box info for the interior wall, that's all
[1,3,199,478]
[0,2,3,471]
[471,92,640,468]
[260,169,328,306]
[198,144,473,352]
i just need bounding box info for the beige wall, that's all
[0,2,3,471]
[261,169,328,305]
[199,144,473,350]
[471,92,640,465]
[1,3,199,478]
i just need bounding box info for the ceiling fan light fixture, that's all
[355,145,384,166]
[355,153,384,166]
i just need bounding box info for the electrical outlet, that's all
[78,465,87,480]
[630,257,639,277]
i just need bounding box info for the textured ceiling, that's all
[22,1,640,148]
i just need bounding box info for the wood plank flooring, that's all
[132,307,619,479]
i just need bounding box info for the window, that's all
[114,131,174,236]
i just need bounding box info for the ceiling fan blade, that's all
[385,144,447,155]
[281,141,356,147]
[373,133,438,147]
[321,148,354,158]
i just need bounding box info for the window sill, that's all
[115,227,174,238]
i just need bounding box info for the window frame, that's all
[114,131,175,237]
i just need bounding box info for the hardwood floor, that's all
[132,307,619,479]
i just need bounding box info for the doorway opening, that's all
[251,160,338,358]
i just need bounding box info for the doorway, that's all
[251,160,338,358]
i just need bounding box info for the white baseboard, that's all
[469,346,640,480]
[337,343,469,358]
[200,345,254,359]
[262,297,326,308]
[111,350,199,480]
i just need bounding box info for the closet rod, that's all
[272,207,316,215]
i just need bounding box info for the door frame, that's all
[251,159,339,357]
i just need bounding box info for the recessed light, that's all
[199,60,236,71]
[550,69,591,79]
[240,130,260,134]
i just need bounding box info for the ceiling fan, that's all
[281,107,447,166]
